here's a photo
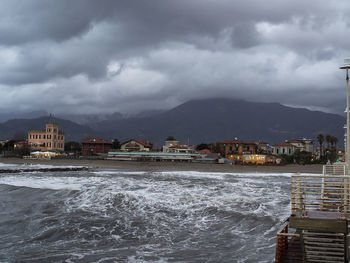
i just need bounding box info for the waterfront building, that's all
[255,141,272,154]
[220,139,257,157]
[14,140,28,150]
[81,138,112,156]
[120,139,153,152]
[287,138,314,153]
[162,139,180,152]
[28,122,65,152]
[162,139,195,154]
[242,154,281,165]
[167,145,195,154]
[107,151,201,162]
[273,142,298,155]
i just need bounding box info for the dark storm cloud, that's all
[0,0,349,114]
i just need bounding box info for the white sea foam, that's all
[0,162,19,169]
[95,169,321,180]
[93,170,149,176]
[0,168,292,262]
[0,162,86,170]
[0,175,91,190]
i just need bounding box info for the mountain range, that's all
[0,98,345,146]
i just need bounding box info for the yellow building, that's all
[228,153,281,165]
[28,123,65,152]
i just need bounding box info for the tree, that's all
[166,136,176,141]
[325,134,331,150]
[317,134,324,158]
[112,139,121,149]
[3,140,15,151]
[13,133,27,141]
[64,141,81,153]
[330,136,338,162]
[333,136,338,149]
[196,143,209,151]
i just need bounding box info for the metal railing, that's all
[303,230,346,262]
[275,223,302,263]
[291,175,350,216]
[323,163,347,176]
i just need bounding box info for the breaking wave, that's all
[0,165,300,262]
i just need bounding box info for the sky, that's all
[0,0,350,115]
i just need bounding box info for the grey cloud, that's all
[0,0,349,115]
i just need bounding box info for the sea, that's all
[0,162,309,263]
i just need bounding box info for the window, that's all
[283,148,285,154]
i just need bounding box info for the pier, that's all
[275,163,350,262]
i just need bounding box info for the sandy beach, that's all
[0,157,323,174]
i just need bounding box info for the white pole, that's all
[347,68,350,172]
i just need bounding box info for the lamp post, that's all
[340,59,350,169]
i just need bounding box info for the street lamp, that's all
[340,58,350,169]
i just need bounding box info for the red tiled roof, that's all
[221,139,240,144]
[82,138,112,144]
[288,139,302,143]
[127,139,152,148]
[221,139,256,145]
[198,149,212,154]
[241,141,257,145]
[274,142,294,147]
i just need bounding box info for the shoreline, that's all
[0,157,323,174]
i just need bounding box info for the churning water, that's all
[0,163,309,262]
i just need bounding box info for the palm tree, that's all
[317,134,324,158]
[325,134,331,150]
[332,135,338,157]
[333,136,338,149]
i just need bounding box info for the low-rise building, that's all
[162,139,195,154]
[288,139,314,153]
[256,142,273,154]
[273,142,298,155]
[167,145,195,154]
[14,140,28,150]
[107,151,201,162]
[220,139,257,157]
[242,154,282,165]
[162,140,180,152]
[81,138,112,156]
[28,122,65,152]
[120,139,153,152]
